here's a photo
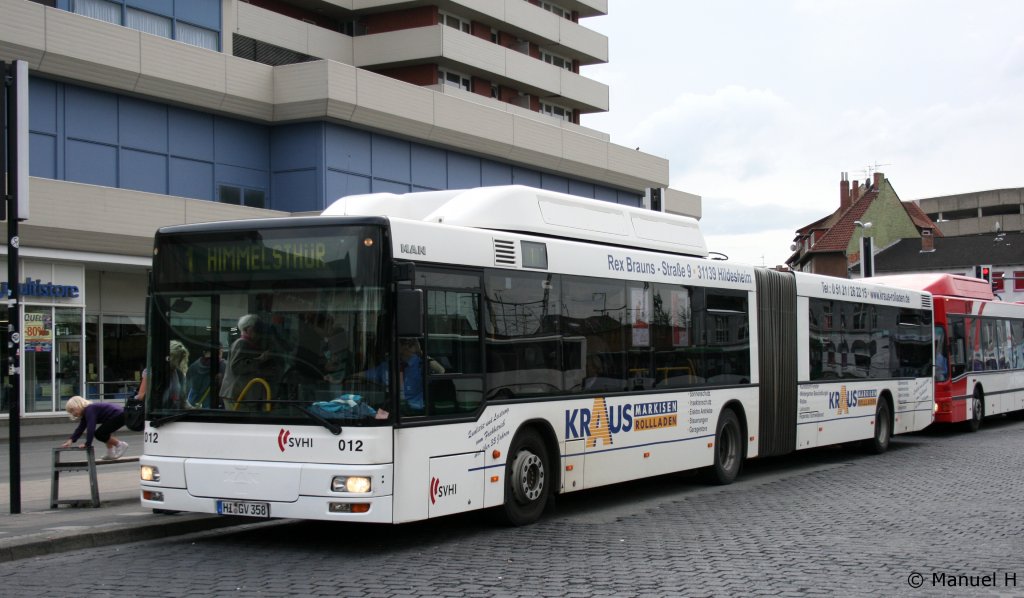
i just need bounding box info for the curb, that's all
[0,513,249,563]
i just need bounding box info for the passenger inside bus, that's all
[935,339,949,382]
[358,338,444,414]
[163,340,189,408]
[185,346,225,408]
[220,314,274,410]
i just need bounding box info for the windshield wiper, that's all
[297,405,342,435]
[150,408,221,428]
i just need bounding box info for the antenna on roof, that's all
[862,161,892,178]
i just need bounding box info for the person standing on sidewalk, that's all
[60,395,129,460]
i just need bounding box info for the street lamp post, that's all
[855,221,874,278]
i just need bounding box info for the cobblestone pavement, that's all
[2,419,1023,597]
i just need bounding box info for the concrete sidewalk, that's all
[1,416,246,562]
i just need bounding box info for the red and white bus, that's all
[875,273,1024,431]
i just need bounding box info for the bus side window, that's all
[419,268,484,416]
[950,318,966,378]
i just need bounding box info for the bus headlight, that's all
[140,465,160,482]
[332,476,371,493]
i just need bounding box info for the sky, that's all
[582,0,1024,267]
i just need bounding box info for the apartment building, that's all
[870,187,1024,302]
[1,0,697,416]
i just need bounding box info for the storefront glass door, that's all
[22,306,84,413]
[55,307,83,411]
[24,306,55,413]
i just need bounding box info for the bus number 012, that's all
[338,439,363,452]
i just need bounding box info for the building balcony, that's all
[354,24,609,112]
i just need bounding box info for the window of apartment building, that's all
[72,0,218,51]
[438,68,471,92]
[176,21,219,51]
[73,0,120,24]
[541,51,573,71]
[126,7,171,38]
[439,12,471,33]
[540,101,571,122]
[218,185,266,209]
[541,2,572,19]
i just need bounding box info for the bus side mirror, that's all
[393,261,415,282]
[397,289,423,337]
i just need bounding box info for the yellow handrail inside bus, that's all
[231,377,272,413]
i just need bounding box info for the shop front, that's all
[1,258,148,417]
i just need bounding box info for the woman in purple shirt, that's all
[60,395,129,460]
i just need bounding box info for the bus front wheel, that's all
[965,389,984,433]
[710,409,743,485]
[500,428,550,526]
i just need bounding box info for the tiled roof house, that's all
[786,172,942,278]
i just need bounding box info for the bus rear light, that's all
[330,502,370,513]
[142,490,164,502]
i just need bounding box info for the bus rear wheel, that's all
[499,429,550,526]
[964,390,983,433]
[864,399,891,454]
[710,409,743,485]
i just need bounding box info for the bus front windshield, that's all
[147,224,393,426]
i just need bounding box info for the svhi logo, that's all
[277,428,314,452]
[429,477,456,504]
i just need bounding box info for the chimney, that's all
[840,172,850,210]
[873,171,884,190]
[921,228,934,252]
[851,179,860,203]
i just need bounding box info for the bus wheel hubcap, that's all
[512,451,544,502]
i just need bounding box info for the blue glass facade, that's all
[29,78,641,211]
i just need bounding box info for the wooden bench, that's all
[50,447,140,508]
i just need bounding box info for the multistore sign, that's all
[0,277,81,298]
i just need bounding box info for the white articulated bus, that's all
[139,185,934,525]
